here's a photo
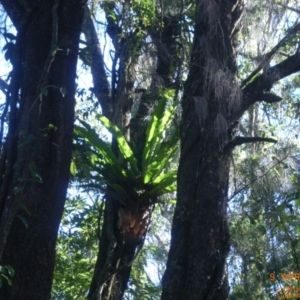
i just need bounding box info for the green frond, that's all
[142,89,177,172]
[73,92,179,204]
[97,115,139,175]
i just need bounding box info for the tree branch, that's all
[229,153,291,201]
[256,92,282,103]
[241,22,300,88]
[228,136,277,149]
[245,52,300,92]
[239,52,300,118]
[82,6,111,118]
[150,15,181,87]
[277,3,300,14]
[103,3,121,47]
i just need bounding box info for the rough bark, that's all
[161,0,242,299]
[0,1,85,299]
[162,0,300,299]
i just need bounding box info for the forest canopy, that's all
[0,0,299,299]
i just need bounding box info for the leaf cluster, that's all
[0,265,14,289]
[72,92,179,207]
[52,196,100,300]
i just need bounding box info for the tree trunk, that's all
[162,141,231,299]
[161,0,300,298]
[162,0,243,299]
[0,1,85,299]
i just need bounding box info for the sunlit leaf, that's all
[70,161,77,176]
[98,115,139,175]
[142,90,176,170]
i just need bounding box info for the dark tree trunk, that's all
[161,0,300,298]
[161,0,242,299]
[0,1,85,299]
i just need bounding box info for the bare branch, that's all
[277,3,300,14]
[229,153,292,201]
[228,136,277,148]
[256,92,282,103]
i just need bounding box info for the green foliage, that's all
[53,194,174,299]
[0,265,14,289]
[73,94,179,206]
[52,196,100,299]
[142,89,178,184]
[229,113,300,299]
[98,115,139,175]
[131,0,156,27]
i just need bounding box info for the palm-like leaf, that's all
[97,115,139,175]
[73,93,179,203]
[142,92,177,173]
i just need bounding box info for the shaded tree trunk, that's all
[162,0,300,299]
[162,0,243,299]
[0,1,85,299]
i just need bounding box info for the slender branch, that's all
[104,3,121,47]
[0,93,9,150]
[82,6,111,118]
[228,136,277,148]
[228,154,290,201]
[0,77,8,149]
[277,3,300,14]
